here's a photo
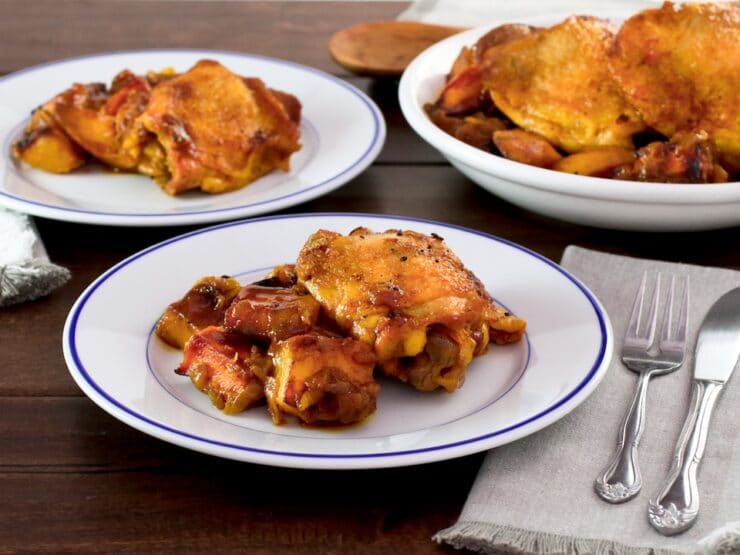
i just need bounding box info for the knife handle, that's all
[648,380,723,536]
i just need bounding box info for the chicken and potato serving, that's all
[155,229,525,427]
[12,60,301,195]
[426,2,739,183]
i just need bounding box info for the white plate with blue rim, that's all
[63,213,613,469]
[0,50,385,226]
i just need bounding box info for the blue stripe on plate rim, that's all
[64,213,609,460]
[0,49,384,218]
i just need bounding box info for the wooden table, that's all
[1,2,738,553]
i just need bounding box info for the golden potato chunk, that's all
[493,129,562,168]
[13,103,86,173]
[266,334,379,425]
[177,326,271,414]
[552,146,635,177]
[481,16,645,152]
[155,275,242,349]
[609,2,740,159]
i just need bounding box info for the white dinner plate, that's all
[0,50,385,226]
[63,213,613,469]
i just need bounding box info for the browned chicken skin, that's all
[609,2,740,162]
[295,228,525,392]
[139,60,301,195]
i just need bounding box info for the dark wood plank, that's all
[0,399,475,553]
[0,1,409,75]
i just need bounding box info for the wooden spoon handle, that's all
[328,21,466,77]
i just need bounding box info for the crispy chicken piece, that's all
[155,275,242,349]
[224,283,321,342]
[481,16,646,152]
[177,326,272,414]
[613,131,728,183]
[609,2,740,160]
[12,101,86,173]
[138,60,301,195]
[266,334,378,425]
[295,228,525,392]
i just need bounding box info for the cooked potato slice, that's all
[438,66,483,115]
[493,129,562,168]
[481,16,645,152]
[177,326,270,414]
[155,275,242,349]
[552,147,635,177]
[609,2,740,159]
[13,102,86,173]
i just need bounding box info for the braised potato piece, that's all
[552,147,636,177]
[613,131,726,183]
[609,2,740,159]
[13,105,86,173]
[155,275,242,349]
[438,66,483,115]
[266,334,378,425]
[177,326,271,414]
[481,16,645,152]
[493,129,562,168]
[224,284,320,342]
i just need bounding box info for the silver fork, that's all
[595,272,689,503]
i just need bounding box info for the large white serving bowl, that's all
[398,26,740,232]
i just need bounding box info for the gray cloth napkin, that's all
[435,247,740,554]
[0,208,70,307]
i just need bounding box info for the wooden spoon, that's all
[328,21,465,77]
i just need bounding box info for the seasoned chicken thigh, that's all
[295,228,525,392]
[138,60,301,195]
[608,2,740,162]
[480,16,645,152]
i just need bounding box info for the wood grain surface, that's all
[1,2,739,554]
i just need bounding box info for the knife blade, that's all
[694,287,740,381]
[648,286,740,536]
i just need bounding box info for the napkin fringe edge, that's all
[433,521,687,555]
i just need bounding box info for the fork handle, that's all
[648,380,723,535]
[594,371,652,503]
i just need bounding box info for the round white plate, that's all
[398,18,740,231]
[63,213,613,469]
[0,50,385,226]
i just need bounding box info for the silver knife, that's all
[648,286,740,536]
